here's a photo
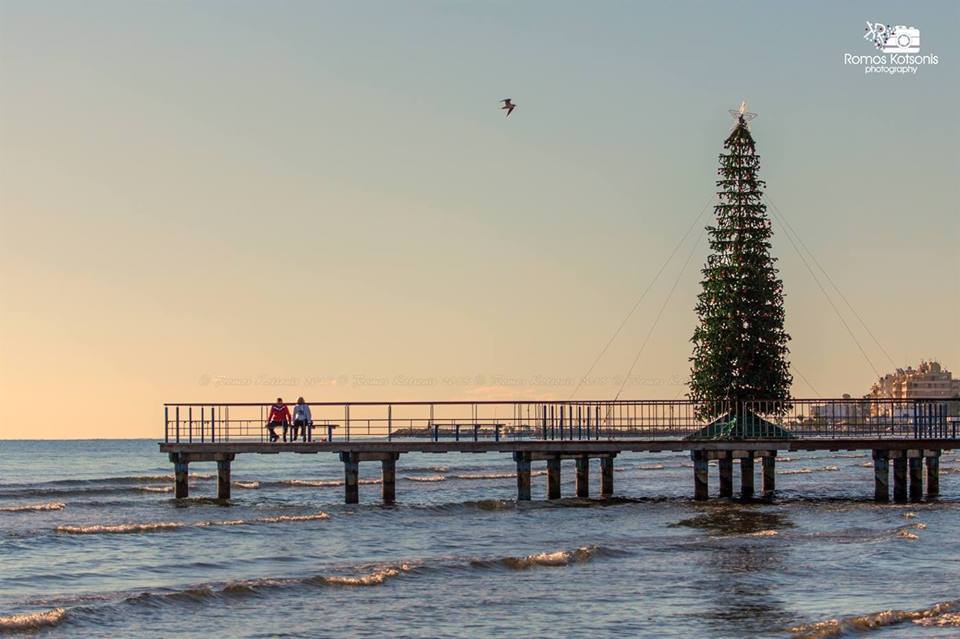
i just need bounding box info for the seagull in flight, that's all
[501,98,516,117]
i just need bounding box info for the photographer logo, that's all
[845,20,940,75]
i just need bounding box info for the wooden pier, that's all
[159,398,959,504]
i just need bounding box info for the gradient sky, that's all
[2,1,958,438]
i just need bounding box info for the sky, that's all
[1,1,958,438]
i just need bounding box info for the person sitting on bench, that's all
[266,398,291,442]
[292,397,313,442]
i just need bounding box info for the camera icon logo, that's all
[864,22,921,53]
[883,25,920,53]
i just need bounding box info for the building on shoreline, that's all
[867,361,960,418]
[869,361,960,400]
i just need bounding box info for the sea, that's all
[1,440,958,638]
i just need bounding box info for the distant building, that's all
[867,361,960,419]
[868,361,960,400]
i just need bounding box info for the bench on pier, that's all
[428,423,506,442]
[267,423,339,442]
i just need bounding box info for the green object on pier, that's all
[686,409,794,441]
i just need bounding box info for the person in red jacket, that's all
[266,398,291,442]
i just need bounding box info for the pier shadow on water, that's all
[672,506,796,635]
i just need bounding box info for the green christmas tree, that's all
[688,104,792,421]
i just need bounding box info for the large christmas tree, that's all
[688,103,792,420]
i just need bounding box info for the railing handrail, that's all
[162,397,959,408]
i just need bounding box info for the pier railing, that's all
[162,398,960,444]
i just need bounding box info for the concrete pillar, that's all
[514,452,531,501]
[718,454,733,498]
[909,455,923,502]
[600,456,614,497]
[693,451,708,501]
[926,453,940,498]
[761,454,776,496]
[872,450,889,503]
[216,459,231,500]
[576,456,589,498]
[740,455,755,499]
[341,452,359,504]
[171,454,189,499]
[893,453,908,503]
[547,456,562,500]
[381,456,397,505]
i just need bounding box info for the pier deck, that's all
[159,398,959,504]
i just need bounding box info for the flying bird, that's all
[501,98,516,117]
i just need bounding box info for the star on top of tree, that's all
[728,100,757,127]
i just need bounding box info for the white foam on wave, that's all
[280,478,381,488]
[254,513,330,524]
[318,563,414,586]
[57,512,330,534]
[57,521,184,535]
[0,502,65,512]
[0,608,67,631]
[139,486,173,493]
[780,465,839,476]
[234,481,260,489]
[450,472,516,480]
[790,599,959,638]
[498,546,600,569]
[404,475,446,482]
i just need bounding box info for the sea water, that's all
[1,440,958,637]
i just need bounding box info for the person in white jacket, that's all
[292,397,313,442]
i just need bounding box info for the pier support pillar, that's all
[718,454,733,498]
[170,453,189,499]
[547,456,562,500]
[576,456,589,498]
[216,458,231,500]
[600,456,614,497]
[872,450,889,503]
[740,454,755,499]
[892,452,908,503]
[514,452,531,501]
[908,454,923,502]
[341,452,360,504]
[692,451,708,501]
[762,454,776,497]
[926,452,940,498]
[381,455,397,505]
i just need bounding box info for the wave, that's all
[47,474,213,485]
[450,472,516,480]
[138,486,173,493]
[471,545,609,570]
[0,502,65,512]
[0,608,67,632]
[56,512,331,535]
[789,599,960,638]
[312,564,415,587]
[57,522,185,535]
[10,544,624,625]
[637,464,666,471]
[278,478,381,488]
[234,481,260,489]
[780,466,839,475]
[404,475,446,482]
[254,513,330,524]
